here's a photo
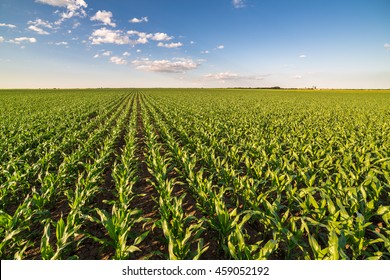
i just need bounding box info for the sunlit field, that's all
[1,88,389,260]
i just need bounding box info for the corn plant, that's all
[39,214,83,260]
[90,206,149,260]
[0,197,33,259]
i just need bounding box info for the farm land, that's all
[0,88,389,260]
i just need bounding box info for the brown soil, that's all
[130,94,166,259]
[142,96,224,260]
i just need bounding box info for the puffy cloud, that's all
[91,10,116,27]
[127,30,173,44]
[122,51,131,56]
[299,54,307,58]
[127,30,149,44]
[110,56,127,65]
[35,0,87,11]
[385,43,390,51]
[132,58,199,73]
[28,18,53,29]
[129,17,148,23]
[36,0,88,24]
[93,50,114,58]
[0,36,4,43]
[127,30,145,37]
[27,19,53,35]
[28,25,50,35]
[90,28,175,46]
[55,41,68,45]
[135,37,148,44]
[55,11,73,24]
[9,37,37,44]
[125,31,174,45]
[151,32,173,41]
[157,42,183,48]
[216,45,224,49]
[201,50,210,54]
[0,23,17,28]
[127,30,140,36]
[36,0,72,7]
[232,0,246,8]
[90,28,130,45]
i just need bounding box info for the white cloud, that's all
[216,45,224,49]
[201,50,210,54]
[127,30,149,44]
[28,25,50,35]
[204,71,267,82]
[93,54,99,58]
[127,30,140,36]
[299,54,307,58]
[36,0,73,7]
[204,72,239,80]
[89,28,175,46]
[91,10,116,27]
[90,28,130,45]
[9,37,37,44]
[232,0,246,8]
[385,43,390,51]
[72,22,81,29]
[123,51,131,56]
[55,41,68,46]
[27,19,53,35]
[129,17,148,23]
[132,58,199,73]
[136,49,141,53]
[110,56,127,65]
[0,23,17,28]
[135,37,148,44]
[190,41,195,44]
[127,30,173,44]
[28,18,53,29]
[35,0,87,11]
[0,36,4,43]
[102,50,112,56]
[55,11,73,24]
[151,32,173,41]
[126,30,174,45]
[36,0,87,25]
[157,42,183,48]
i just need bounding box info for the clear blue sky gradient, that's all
[0,0,389,88]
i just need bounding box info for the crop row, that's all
[0,88,389,259]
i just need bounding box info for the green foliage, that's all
[1,88,389,259]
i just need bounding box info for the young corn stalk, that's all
[40,213,83,260]
[89,206,149,260]
[142,107,207,259]
[156,193,207,260]
[0,197,34,259]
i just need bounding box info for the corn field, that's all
[0,88,389,260]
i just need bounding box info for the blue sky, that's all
[0,0,389,88]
